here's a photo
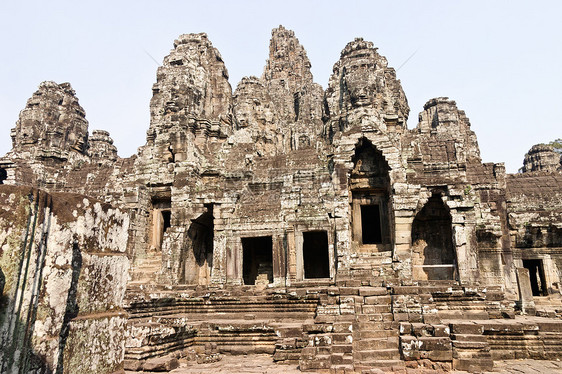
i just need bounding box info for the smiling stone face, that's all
[341,39,385,109]
[11,81,89,159]
[325,38,409,134]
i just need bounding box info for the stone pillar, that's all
[393,211,413,280]
[272,234,286,287]
[211,233,229,285]
[516,267,536,315]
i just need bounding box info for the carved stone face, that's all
[18,119,41,146]
[344,62,378,108]
[12,83,90,156]
[233,79,277,129]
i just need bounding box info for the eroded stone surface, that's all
[0,186,129,374]
[1,25,562,374]
[521,143,561,173]
[10,81,89,159]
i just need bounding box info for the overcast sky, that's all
[1,1,560,173]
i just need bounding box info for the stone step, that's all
[361,305,392,314]
[450,333,487,342]
[452,358,494,372]
[299,354,331,370]
[354,337,399,351]
[330,352,353,365]
[355,313,394,323]
[438,310,489,320]
[331,344,353,354]
[363,295,392,304]
[273,324,305,338]
[358,329,398,339]
[354,348,401,361]
[353,314,399,330]
[452,340,489,350]
[329,364,355,374]
[448,322,485,335]
[331,332,353,344]
[354,359,404,371]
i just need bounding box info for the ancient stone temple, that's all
[1,26,561,373]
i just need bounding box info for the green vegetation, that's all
[548,138,562,154]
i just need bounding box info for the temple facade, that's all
[1,26,561,373]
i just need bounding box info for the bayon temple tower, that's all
[0,26,561,373]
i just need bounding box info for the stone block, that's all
[418,349,453,362]
[339,287,360,295]
[399,322,412,335]
[359,287,388,296]
[433,325,450,337]
[450,323,484,335]
[364,295,392,304]
[452,358,493,372]
[143,356,179,372]
[417,337,452,351]
[411,323,433,337]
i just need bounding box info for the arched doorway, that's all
[411,193,456,280]
[350,138,392,251]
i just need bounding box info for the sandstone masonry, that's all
[0,26,561,373]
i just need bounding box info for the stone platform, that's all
[123,354,562,373]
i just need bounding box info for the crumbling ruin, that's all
[1,26,561,373]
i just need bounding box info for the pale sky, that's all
[1,1,560,173]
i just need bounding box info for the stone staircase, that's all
[393,283,514,372]
[125,316,197,361]
[298,285,403,373]
[300,315,354,372]
[123,288,320,368]
[125,292,319,320]
[352,289,402,372]
[120,281,562,373]
[534,294,562,318]
[272,322,309,363]
[481,317,562,360]
[336,251,396,288]
[447,320,493,372]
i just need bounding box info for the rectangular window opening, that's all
[242,236,273,286]
[303,231,330,279]
[360,204,382,244]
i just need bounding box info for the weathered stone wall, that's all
[507,172,562,295]
[0,185,129,374]
[0,26,528,295]
[521,144,561,173]
[1,25,562,373]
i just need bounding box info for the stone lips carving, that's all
[1,25,562,374]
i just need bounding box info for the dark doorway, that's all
[0,168,6,184]
[242,236,273,285]
[188,205,214,267]
[303,231,330,279]
[162,210,171,233]
[411,193,456,280]
[360,205,382,244]
[523,259,548,296]
[151,196,171,250]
